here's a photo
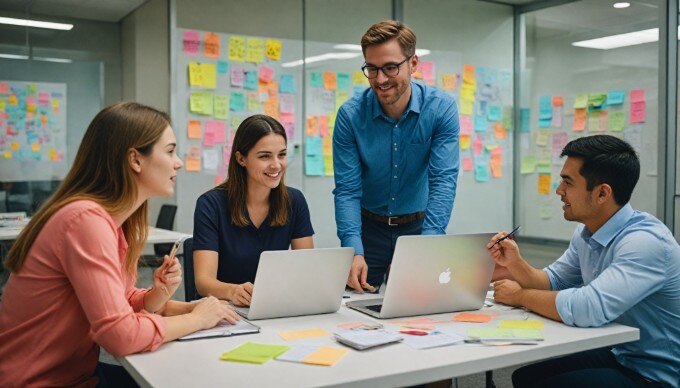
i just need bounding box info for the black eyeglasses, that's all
[361,56,412,79]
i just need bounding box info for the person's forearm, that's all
[196,278,237,301]
[162,314,203,342]
[144,287,169,313]
[508,259,552,290]
[157,300,194,316]
[519,289,562,322]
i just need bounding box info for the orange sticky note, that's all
[538,173,551,195]
[302,347,349,367]
[323,72,337,90]
[10,142,19,151]
[306,115,319,136]
[572,109,587,132]
[187,120,201,139]
[442,74,457,91]
[493,123,507,139]
[338,322,365,330]
[278,328,330,341]
[552,96,563,107]
[204,32,220,58]
[185,157,201,172]
[452,312,494,323]
[462,64,476,84]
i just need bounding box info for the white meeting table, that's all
[119,296,639,388]
[0,224,190,245]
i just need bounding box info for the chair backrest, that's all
[156,204,177,229]
[183,237,200,302]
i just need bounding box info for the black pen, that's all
[494,226,521,245]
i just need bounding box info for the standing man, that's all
[488,135,679,387]
[333,20,460,292]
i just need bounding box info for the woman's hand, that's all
[153,255,182,300]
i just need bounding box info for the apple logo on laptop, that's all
[439,268,452,284]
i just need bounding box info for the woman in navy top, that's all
[193,115,314,306]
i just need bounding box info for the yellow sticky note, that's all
[278,328,330,341]
[9,95,18,105]
[0,100,5,111]
[185,157,201,172]
[229,36,245,61]
[459,135,470,150]
[324,155,334,176]
[302,347,349,367]
[499,320,544,330]
[11,142,19,151]
[188,62,217,89]
[442,74,457,91]
[462,64,476,85]
[265,39,282,61]
[322,135,332,155]
[460,100,473,116]
[263,99,279,120]
[31,143,40,152]
[352,71,368,85]
[4,151,11,159]
[246,38,264,63]
[538,173,551,195]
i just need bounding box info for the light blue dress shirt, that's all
[332,81,460,256]
[545,204,680,387]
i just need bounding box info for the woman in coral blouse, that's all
[0,102,239,387]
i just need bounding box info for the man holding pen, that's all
[333,20,460,293]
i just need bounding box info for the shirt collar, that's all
[586,203,634,248]
[370,81,421,120]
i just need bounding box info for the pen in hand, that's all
[162,238,182,297]
[494,225,521,246]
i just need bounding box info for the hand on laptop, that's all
[190,296,240,329]
[347,255,375,293]
[230,282,254,307]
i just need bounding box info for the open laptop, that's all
[346,233,495,319]
[232,247,353,320]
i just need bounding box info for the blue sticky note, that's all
[230,92,245,111]
[488,105,501,122]
[474,115,488,132]
[217,61,229,74]
[520,108,531,133]
[280,74,295,93]
[305,137,324,176]
[539,96,552,120]
[244,72,258,90]
[607,90,625,105]
[337,73,350,90]
[310,72,323,88]
[474,160,490,182]
[539,118,551,128]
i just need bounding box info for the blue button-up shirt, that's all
[545,204,680,387]
[332,82,459,256]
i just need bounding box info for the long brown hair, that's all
[216,114,290,227]
[4,102,171,279]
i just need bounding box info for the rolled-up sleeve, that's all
[333,106,364,255]
[544,227,584,291]
[556,231,667,327]
[422,97,459,235]
[60,208,166,357]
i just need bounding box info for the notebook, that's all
[178,318,260,341]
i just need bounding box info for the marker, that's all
[162,238,183,297]
[494,226,521,246]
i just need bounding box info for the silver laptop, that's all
[346,233,495,319]
[233,247,353,320]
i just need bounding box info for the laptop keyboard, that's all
[366,304,383,312]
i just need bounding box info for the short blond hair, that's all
[361,20,416,57]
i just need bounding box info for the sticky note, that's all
[460,135,471,150]
[259,66,274,83]
[607,90,625,105]
[521,155,537,174]
[539,96,552,120]
[609,111,625,132]
[573,94,588,109]
[336,73,350,90]
[474,161,490,182]
[231,67,244,87]
[462,64,476,85]
[229,36,245,61]
[214,95,229,119]
[221,342,291,364]
[185,156,201,172]
[305,137,324,176]
[572,109,586,131]
[189,91,213,115]
[206,121,226,143]
[306,115,319,136]
[302,347,349,366]
[499,320,544,330]
[493,123,507,139]
[462,156,473,171]
[188,62,216,89]
[538,173,551,195]
[452,312,494,323]
[204,32,220,58]
[187,120,201,139]
[630,101,645,123]
[488,105,501,122]
[217,60,228,74]
[552,96,563,107]
[246,38,264,63]
[265,39,282,61]
[520,108,530,132]
[244,71,258,90]
[323,72,337,90]
[588,93,606,109]
[230,92,245,111]
[280,74,295,93]
[182,30,200,55]
[630,88,645,103]
[352,71,368,85]
[310,72,323,88]
[442,74,457,91]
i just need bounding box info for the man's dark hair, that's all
[560,134,639,206]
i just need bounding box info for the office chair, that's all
[140,204,178,267]
[182,238,201,302]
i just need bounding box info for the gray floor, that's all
[98,240,566,387]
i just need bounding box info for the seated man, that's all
[488,135,679,388]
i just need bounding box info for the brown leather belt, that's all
[361,208,425,226]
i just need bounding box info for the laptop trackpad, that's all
[233,306,250,317]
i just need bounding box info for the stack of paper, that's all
[179,319,259,341]
[400,332,465,350]
[334,329,403,350]
[277,345,349,366]
[220,342,291,364]
[466,328,544,343]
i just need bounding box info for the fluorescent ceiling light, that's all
[0,53,72,63]
[0,16,73,30]
[613,2,630,8]
[333,43,431,57]
[281,52,361,68]
[572,28,661,50]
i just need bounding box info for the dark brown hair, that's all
[216,114,290,227]
[361,20,417,57]
[4,102,171,279]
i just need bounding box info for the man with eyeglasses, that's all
[333,20,460,293]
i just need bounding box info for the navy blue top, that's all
[193,187,314,284]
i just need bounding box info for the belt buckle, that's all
[388,216,397,226]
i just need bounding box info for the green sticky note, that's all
[573,94,588,109]
[190,91,213,116]
[521,155,537,174]
[587,93,606,109]
[608,111,625,132]
[310,72,323,88]
[214,95,229,119]
[220,342,291,364]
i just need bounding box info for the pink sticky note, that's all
[182,30,200,55]
[473,136,483,155]
[259,66,274,83]
[462,157,473,171]
[319,115,329,137]
[280,112,295,139]
[0,82,8,94]
[231,67,244,87]
[630,89,645,103]
[420,61,435,85]
[26,96,35,105]
[206,121,226,143]
[630,101,645,123]
[203,128,215,147]
[280,94,295,114]
[460,115,472,135]
[38,92,49,105]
